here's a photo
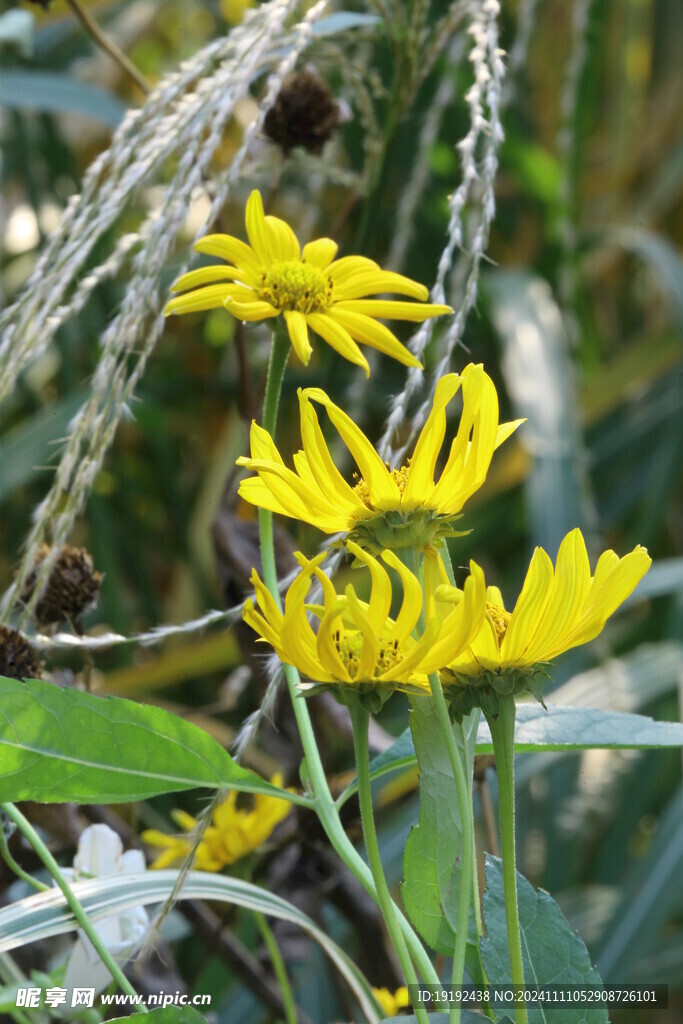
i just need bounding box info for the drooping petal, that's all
[521,529,591,664]
[346,542,392,636]
[284,310,312,364]
[303,388,400,508]
[302,237,338,268]
[164,284,246,315]
[225,298,279,321]
[420,561,486,673]
[381,550,423,644]
[306,313,370,376]
[316,597,352,682]
[298,390,365,512]
[345,588,379,682]
[327,308,422,368]
[170,266,249,293]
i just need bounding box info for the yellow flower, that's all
[164,190,451,373]
[440,528,651,683]
[243,541,486,704]
[373,986,411,1016]
[141,773,292,871]
[237,364,522,550]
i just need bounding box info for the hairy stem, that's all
[256,322,439,990]
[1,803,144,1008]
[350,702,428,1024]
[485,695,528,1024]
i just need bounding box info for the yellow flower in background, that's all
[237,364,522,550]
[440,528,651,687]
[221,0,252,24]
[164,190,451,373]
[141,774,292,871]
[373,985,411,1016]
[243,541,486,705]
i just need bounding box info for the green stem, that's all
[254,912,298,1024]
[427,674,472,1024]
[350,703,429,1024]
[256,323,440,992]
[484,696,528,1024]
[1,803,145,1009]
[0,821,49,892]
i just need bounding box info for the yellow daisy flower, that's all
[373,985,411,1016]
[141,773,292,871]
[243,541,486,708]
[237,363,522,550]
[439,528,651,709]
[164,190,452,373]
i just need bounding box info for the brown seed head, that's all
[0,626,41,681]
[21,544,103,627]
[264,69,341,155]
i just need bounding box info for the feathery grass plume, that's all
[243,542,486,711]
[378,0,505,464]
[237,365,522,549]
[0,0,334,628]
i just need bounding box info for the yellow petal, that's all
[334,270,430,301]
[420,561,486,672]
[561,545,651,652]
[302,237,338,268]
[346,542,392,635]
[284,310,312,364]
[345,587,379,681]
[402,374,463,506]
[164,283,245,315]
[244,190,272,264]
[316,596,352,682]
[225,298,279,321]
[265,214,300,261]
[381,617,441,682]
[306,312,370,375]
[194,233,262,275]
[298,390,365,511]
[328,308,422,368]
[328,255,379,287]
[333,299,452,322]
[495,418,525,450]
[170,266,248,293]
[303,388,400,508]
[381,550,423,644]
[521,529,591,664]
[500,547,554,664]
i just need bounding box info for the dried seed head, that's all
[20,544,103,627]
[263,69,341,155]
[0,626,41,681]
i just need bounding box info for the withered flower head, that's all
[264,69,341,155]
[21,544,103,627]
[0,626,41,681]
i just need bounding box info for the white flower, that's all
[62,825,149,1000]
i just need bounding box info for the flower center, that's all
[488,602,512,643]
[334,631,403,680]
[258,260,333,314]
[353,464,410,510]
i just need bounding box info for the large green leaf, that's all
[0,870,379,1023]
[338,704,683,806]
[481,856,608,1023]
[0,677,308,806]
[400,697,478,955]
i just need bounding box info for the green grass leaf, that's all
[0,676,307,805]
[110,1011,207,1024]
[0,71,126,127]
[481,856,608,1023]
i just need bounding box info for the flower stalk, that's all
[256,321,440,991]
[349,702,429,1024]
[483,694,528,1024]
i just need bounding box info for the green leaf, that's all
[481,856,608,1023]
[382,1015,501,1024]
[110,1011,207,1024]
[0,870,380,1023]
[0,676,307,806]
[400,697,478,955]
[338,703,683,805]
[0,71,126,127]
